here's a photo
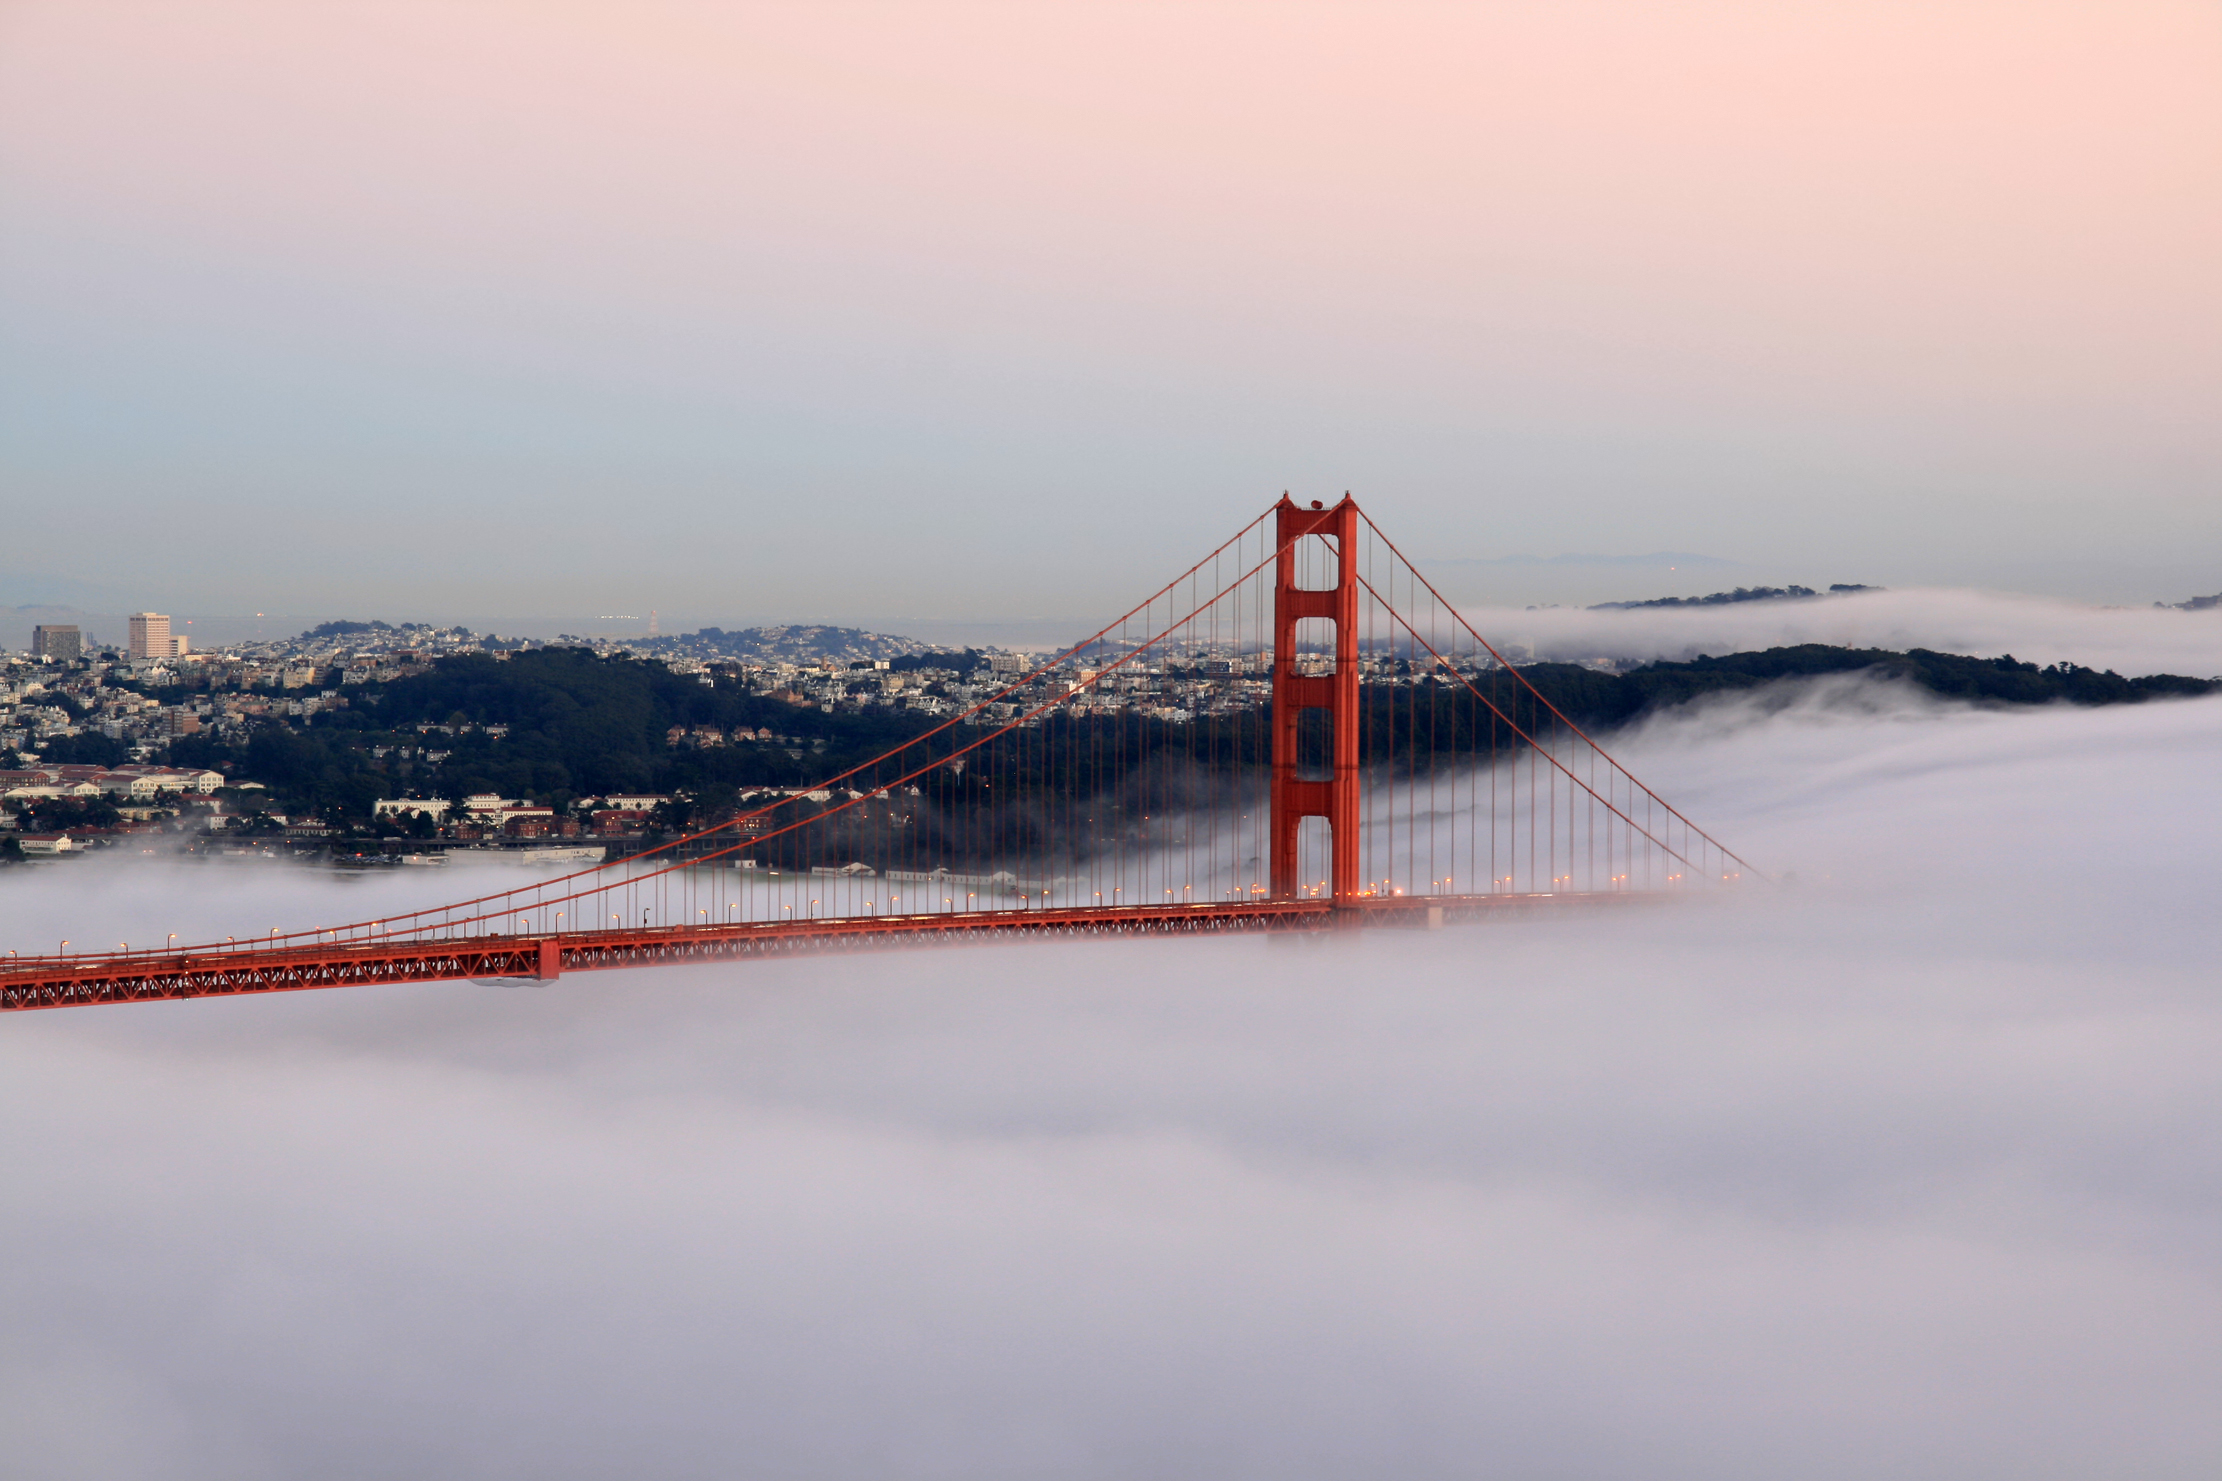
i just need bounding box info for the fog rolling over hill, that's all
[1462,585,2222,676]
[2,675,2217,1480]
[1589,582,1878,610]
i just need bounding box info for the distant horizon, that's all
[15,573,2222,645]
[7,539,2219,636]
[10,580,2220,684]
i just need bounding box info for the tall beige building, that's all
[129,612,171,660]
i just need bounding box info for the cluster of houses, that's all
[0,763,232,855]
[372,792,670,840]
[1,762,226,805]
[663,725,818,749]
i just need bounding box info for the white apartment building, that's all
[373,798,453,822]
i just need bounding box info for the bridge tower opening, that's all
[1270,495,1360,903]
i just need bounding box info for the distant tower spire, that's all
[648,609,659,637]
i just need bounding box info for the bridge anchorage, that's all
[1,497,1759,1012]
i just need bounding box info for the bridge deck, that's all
[0,892,1652,1012]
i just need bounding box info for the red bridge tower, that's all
[1269,495,1360,903]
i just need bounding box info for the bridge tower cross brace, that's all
[1270,495,1361,903]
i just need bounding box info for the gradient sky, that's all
[3,1,2217,631]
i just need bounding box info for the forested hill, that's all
[153,644,2215,823]
[1511,646,2216,733]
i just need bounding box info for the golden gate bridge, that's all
[0,497,1758,1012]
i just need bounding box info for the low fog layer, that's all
[1463,585,2222,675]
[3,679,2218,1479]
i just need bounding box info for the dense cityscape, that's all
[7,598,2213,871]
[0,609,1496,865]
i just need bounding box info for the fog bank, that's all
[2,683,2218,1478]
[1462,586,2222,676]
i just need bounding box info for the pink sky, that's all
[3,1,2217,621]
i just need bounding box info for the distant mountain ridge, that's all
[2,603,118,653]
[1591,584,1878,611]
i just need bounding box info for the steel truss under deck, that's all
[0,893,1647,1012]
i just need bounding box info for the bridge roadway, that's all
[0,892,1649,1012]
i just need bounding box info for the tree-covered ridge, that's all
[1337,646,2215,772]
[250,648,939,808]
[151,643,2215,826]
[1545,645,2215,728]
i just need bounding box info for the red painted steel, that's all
[1269,495,1360,902]
[1351,507,1761,881]
[0,894,1650,1012]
